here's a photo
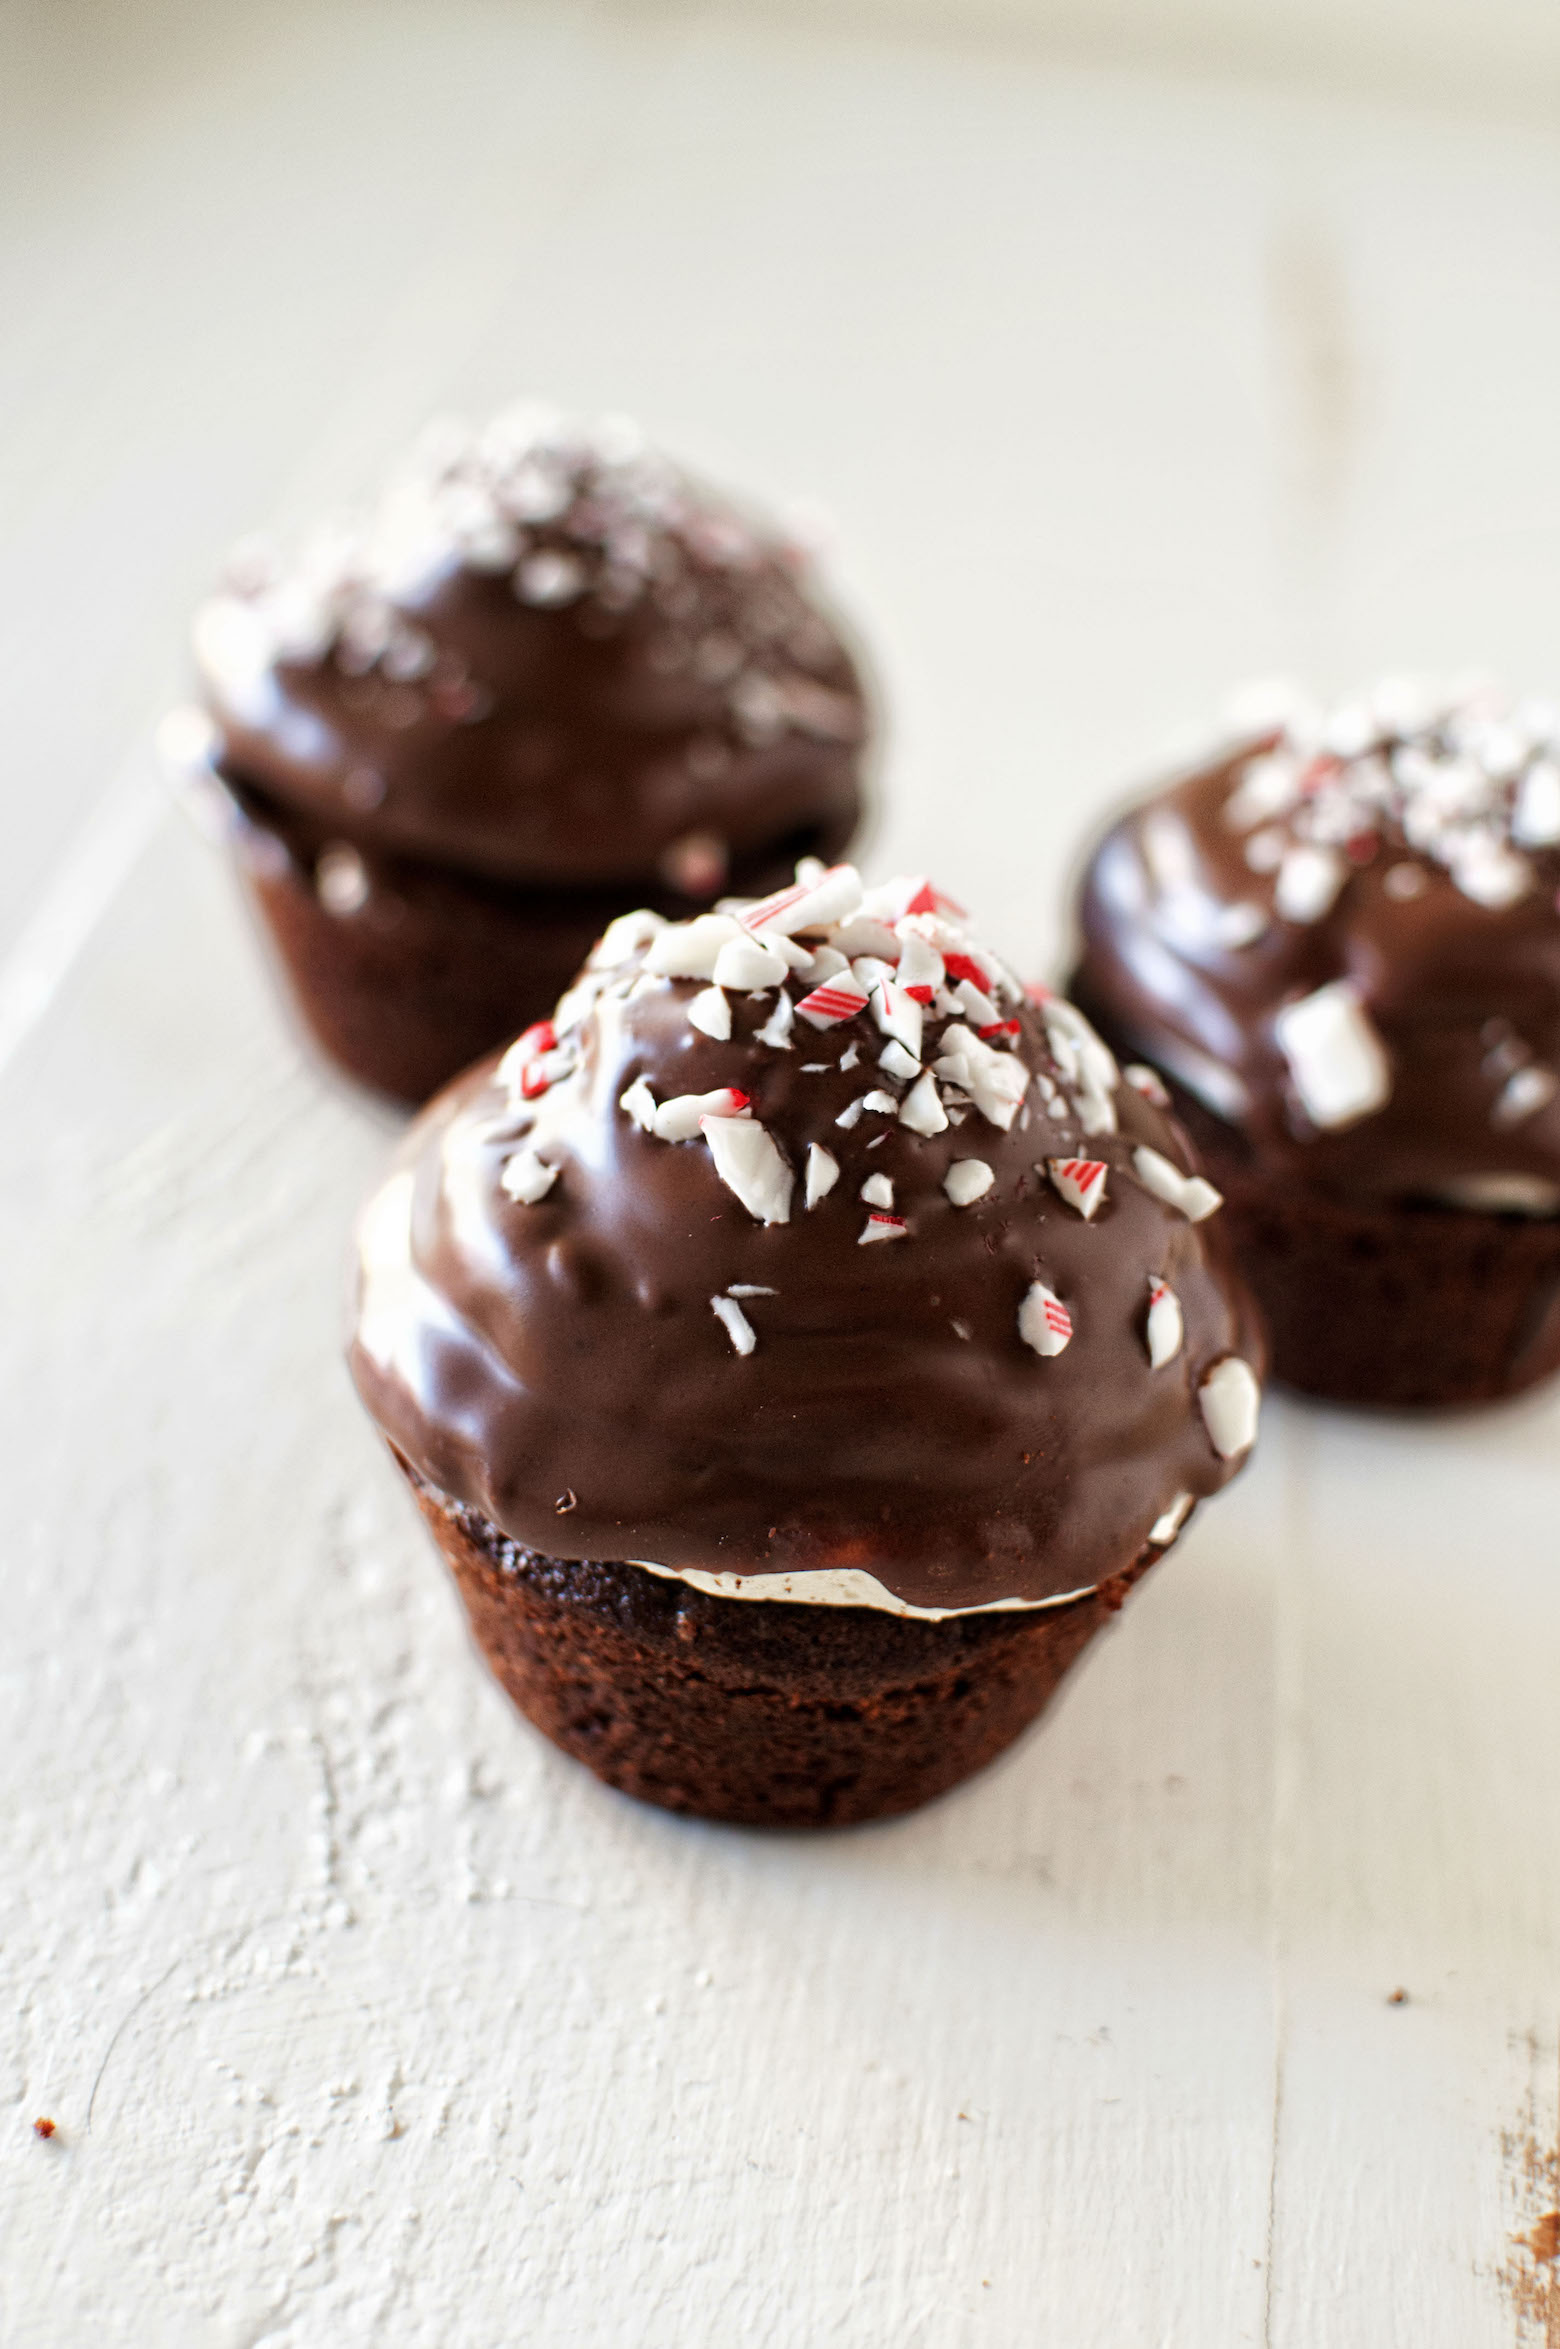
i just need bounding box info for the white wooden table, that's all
[4,6,1559,2342]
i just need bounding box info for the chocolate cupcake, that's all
[1073,679,1560,1408]
[349,861,1263,1826]
[177,407,870,1104]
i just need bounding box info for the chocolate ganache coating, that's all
[350,864,1262,1614]
[194,406,868,894]
[1074,680,1560,1214]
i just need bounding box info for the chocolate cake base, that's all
[222,777,850,1107]
[1085,1031,1560,1409]
[397,1457,1159,1828]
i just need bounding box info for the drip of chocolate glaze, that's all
[1074,722,1560,1207]
[350,913,1261,1613]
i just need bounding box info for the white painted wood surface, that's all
[3,7,1560,2343]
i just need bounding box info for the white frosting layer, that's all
[629,1557,1099,1622]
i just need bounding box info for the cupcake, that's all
[176,406,870,1104]
[349,860,1263,1826]
[1072,678,1560,1408]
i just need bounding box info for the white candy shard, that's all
[753,989,795,1050]
[1019,1280,1073,1357]
[860,1172,894,1207]
[590,907,665,968]
[701,1113,793,1224]
[1048,1158,1108,1219]
[953,977,1000,1030]
[1275,844,1346,924]
[1123,1062,1171,1108]
[805,1143,839,1207]
[879,962,935,1031]
[1132,1145,1223,1222]
[727,1284,776,1297]
[1145,1278,1184,1367]
[933,1023,1030,1130]
[944,1159,994,1206]
[839,1042,860,1071]
[1492,1065,1558,1128]
[712,935,789,992]
[654,1087,750,1143]
[316,843,369,916]
[1273,980,1392,1131]
[1148,1492,1194,1546]
[835,1097,867,1130]
[859,1212,908,1244]
[861,1090,898,1116]
[1451,837,1532,909]
[619,1077,658,1132]
[898,1070,949,1136]
[642,912,745,978]
[687,985,731,1040]
[1199,1356,1261,1458]
[878,1039,922,1083]
[710,1294,756,1356]
[500,1148,558,1204]
[1513,758,1560,846]
[739,862,863,937]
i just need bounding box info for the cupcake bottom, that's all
[221,777,851,1107]
[1120,1066,1560,1409]
[396,1455,1161,1828]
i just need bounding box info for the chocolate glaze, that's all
[196,409,867,891]
[1074,684,1560,1207]
[349,875,1262,1613]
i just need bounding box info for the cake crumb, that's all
[1387,1987,1409,2006]
[32,2118,56,2140]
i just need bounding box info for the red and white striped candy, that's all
[739,863,863,937]
[1123,1062,1170,1108]
[497,1019,555,1095]
[1018,1280,1073,1357]
[1145,1277,1183,1367]
[1048,1158,1108,1219]
[895,927,944,1003]
[858,1211,909,1245]
[796,975,869,1028]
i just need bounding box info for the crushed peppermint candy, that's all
[1219,678,1560,916]
[687,985,731,1040]
[1123,1063,1171,1108]
[898,1070,949,1136]
[797,976,869,1028]
[195,408,859,782]
[1132,1146,1223,1222]
[710,1294,757,1355]
[1048,1158,1108,1219]
[1018,1280,1073,1357]
[1144,1278,1183,1367]
[944,1160,995,1206]
[860,1173,894,1207]
[805,1144,839,1206]
[701,1113,793,1224]
[1273,980,1392,1131]
[500,1148,558,1204]
[619,1077,658,1132]
[1199,1356,1261,1458]
[859,1211,909,1244]
[655,1086,750,1143]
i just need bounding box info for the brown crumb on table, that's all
[32,2118,56,2139]
[1387,1987,1409,2005]
[1524,2212,1560,2265]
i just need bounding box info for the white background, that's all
[2,4,1559,2343]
